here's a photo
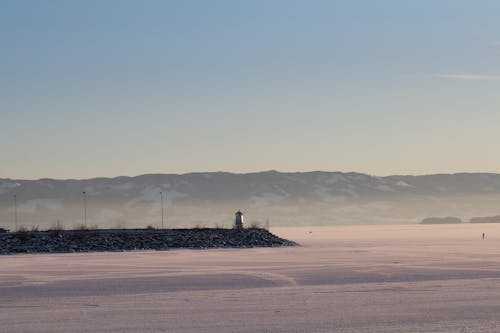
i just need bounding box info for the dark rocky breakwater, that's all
[0,228,299,254]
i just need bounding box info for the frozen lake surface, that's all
[2,224,500,332]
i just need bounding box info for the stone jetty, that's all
[0,228,299,254]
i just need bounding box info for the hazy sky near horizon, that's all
[1,1,500,179]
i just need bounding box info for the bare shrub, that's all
[51,220,64,231]
[14,226,30,241]
[17,226,28,233]
[71,224,99,240]
[74,224,89,231]
[249,221,261,229]
[49,220,64,238]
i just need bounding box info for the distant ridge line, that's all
[3,170,500,182]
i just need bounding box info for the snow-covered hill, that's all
[2,171,500,229]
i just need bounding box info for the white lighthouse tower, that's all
[234,211,244,229]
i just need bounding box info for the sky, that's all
[1,0,500,179]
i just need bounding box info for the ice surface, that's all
[2,224,500,332]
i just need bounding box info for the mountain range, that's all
[2,171,500,229]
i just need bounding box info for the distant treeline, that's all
[421,217,462,224]
[469,215,500,224]
[421,215,500,224]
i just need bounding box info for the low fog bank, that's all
[1,196,500,231]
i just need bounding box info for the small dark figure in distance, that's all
[482,232,485,240]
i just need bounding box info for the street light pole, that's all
[160,191,164,229]
[13,195,18,231]
[82,191,87,227]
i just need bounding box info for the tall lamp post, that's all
[13,194,18,231]
[160,191,164,229]
[82,191,87,227]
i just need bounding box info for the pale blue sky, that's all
[1,1,500,179]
